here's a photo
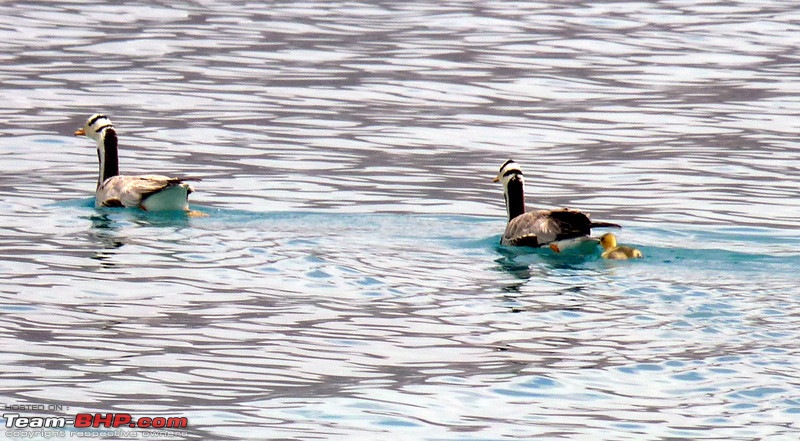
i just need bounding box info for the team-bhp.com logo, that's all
[4,412,188,429]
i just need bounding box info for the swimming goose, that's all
[600,233,642,259]
[74,114,197,211]
[494,159,621,249]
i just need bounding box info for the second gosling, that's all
[600,233,643,260]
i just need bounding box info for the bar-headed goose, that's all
[74,114,198,211]
[494,159,620,250]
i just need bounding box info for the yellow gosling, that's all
[600,233,643,260]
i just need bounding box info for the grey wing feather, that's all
[501,208,619,247]
[502,210,561,246]
[97,175,187,208]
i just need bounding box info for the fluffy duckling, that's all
[600,233,642,260]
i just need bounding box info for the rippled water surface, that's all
[2,1,800,440]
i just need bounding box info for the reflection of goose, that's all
[87,213,125,269]
[74,114,198,211]
[494,159,620,250]
[600,233,643,260]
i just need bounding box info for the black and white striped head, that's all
[494,159,526,220]
[493,159,524,186]
[74,114,114,141]
[74,113,120,186]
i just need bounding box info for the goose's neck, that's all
[505,176,526,220]
[97,128,119,188]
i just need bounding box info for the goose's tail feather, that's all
[590,221,622,229]
[167,176,203,183]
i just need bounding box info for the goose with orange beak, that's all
[494,159,621,251]
[74,114,199,212]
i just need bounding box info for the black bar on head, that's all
[88,114,108,126]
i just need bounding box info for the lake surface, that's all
[1,1,800,440]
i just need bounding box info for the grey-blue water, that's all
[2,1,800,440]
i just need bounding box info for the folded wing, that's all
[97,175,196,210]
[502,209,608,246]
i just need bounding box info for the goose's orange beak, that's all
[73,128,85,136]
